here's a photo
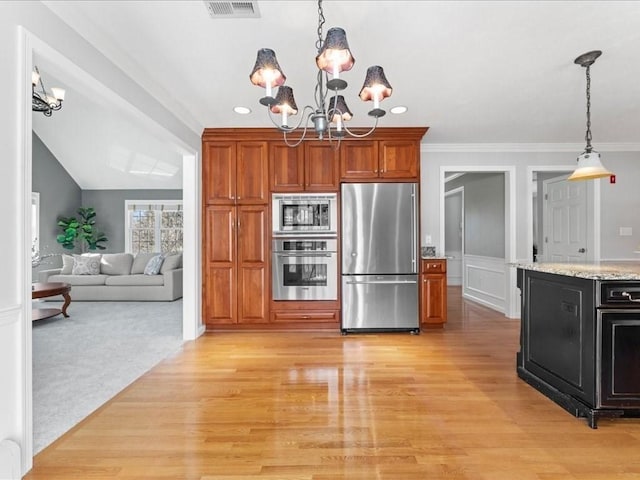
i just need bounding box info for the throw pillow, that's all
[131,252,157,274]
[160,252,183,273]
[61,254,74,274]
[72,254,101,275]
[100,253,134,275]
[144,254,165,275]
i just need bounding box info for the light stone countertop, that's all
[420,256,448,260]
[514,261,640,280]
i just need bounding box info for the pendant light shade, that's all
[567,151,612,181]
[569,50,613,181]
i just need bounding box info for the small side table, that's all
[31,282,72,321]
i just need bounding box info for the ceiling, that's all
[34,1,640,189]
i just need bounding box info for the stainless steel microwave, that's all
[272,193,338,237]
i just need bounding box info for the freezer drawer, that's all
[341,274,419,333]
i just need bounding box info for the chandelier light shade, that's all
[249,48,286,105]
[249,0,393,147]
[328,95,353,137]
[359,65,393,118]
[32,66,65,117]
[316,27,355,90]
[568,50,613,181]
[270,86,298,127]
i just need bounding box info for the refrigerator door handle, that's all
[411,184,417,273]
[345,280,418,285]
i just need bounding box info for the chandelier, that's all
[568,50,613,181]
[32,66,65,117]
[249,0,393,147]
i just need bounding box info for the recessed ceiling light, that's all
[390,105,408,114]
[234,106,251,115]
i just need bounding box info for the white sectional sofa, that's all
[37,252,183,301]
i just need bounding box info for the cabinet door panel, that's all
[205,206,235,263]
[237,142,269,204]
[205,265,236,324]
[203,142,236,204]
[270,143,304,191]
[238,266,268,323]
[237,206,267,264]
[421,274,447,325]
[380,140,418,179]
[305,142,340,191]
[340,141,379,180]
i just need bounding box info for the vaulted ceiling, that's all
[33,1,640,189]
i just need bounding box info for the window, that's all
[125,200,183,254]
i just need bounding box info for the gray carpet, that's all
[32,299,183,454]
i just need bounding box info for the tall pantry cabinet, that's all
[203,140,269,325]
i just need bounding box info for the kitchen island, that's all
[516,261,640,428]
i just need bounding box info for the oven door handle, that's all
[345,280,418,285]
[276,253,335,258]
[620,291,640,302]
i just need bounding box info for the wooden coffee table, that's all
[32,282,72,321]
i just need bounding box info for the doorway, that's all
[444,186,463,286]
[527,166,599,264]
[22,29,201,466]
[440,166,516,317]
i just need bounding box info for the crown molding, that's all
[421,142,640,153]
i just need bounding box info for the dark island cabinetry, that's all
[517,267,640,428]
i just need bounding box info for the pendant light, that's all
[568,50,613,181]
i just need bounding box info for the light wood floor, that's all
[25,287,640,479]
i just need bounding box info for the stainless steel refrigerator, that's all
[341,182,419,333]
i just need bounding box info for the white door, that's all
[542,175,591,262]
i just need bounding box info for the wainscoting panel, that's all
[463,254,506,313]
[0,439,21,480]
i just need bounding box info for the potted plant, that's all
[56,207,108,251]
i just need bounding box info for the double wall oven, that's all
[272,193,338,301]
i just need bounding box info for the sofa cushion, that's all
[144,254,165,275]
[61,254,74,274]
[72,254,101,275]
[48,274,109,286]
[131,252,158,274]
[160,252,182,273]
[105,274,164,286]
[100,253,133,275]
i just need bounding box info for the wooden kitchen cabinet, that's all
[204,205,269,325]
[270,142,339,192]
[340,139,418,181]
[204,141,269,204]
[202,127,429,330]
[420,259,447,327]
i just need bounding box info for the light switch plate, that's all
[619,227,633,236]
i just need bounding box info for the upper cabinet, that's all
[340,138,421,182]
[203,141,268,205]
[270,141,340,192]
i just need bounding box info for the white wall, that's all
[421,146,640,263]
[0,2,200,475]
[420,145,640,318]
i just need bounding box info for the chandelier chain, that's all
[316,0,325,54]
[585,65,592,152]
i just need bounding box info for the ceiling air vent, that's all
[204,1,260,18]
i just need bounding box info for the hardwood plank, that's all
[25,287,640,479]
